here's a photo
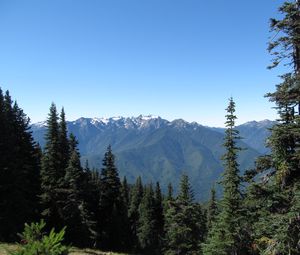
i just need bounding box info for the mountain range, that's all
[31,115,275,200]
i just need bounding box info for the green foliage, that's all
[98,145,129,251]
[42,120,262,201]
[264,0,300,188]
[58,108,70,173]
[10,220,68,255]
[39,104,98,248]
[206,186,217,231]
[122,176,130,212]
[154,182,164,250]
[40,103,65,230]
[128,176,144,251]
[242,1,300,254]
[62,135,97,247]
[203,98,246,255]
[137,184,159,254]
[82,168,101,240]
[164,174,205,255]
[0,89,40,241]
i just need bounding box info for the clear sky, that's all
[0,0,287,127]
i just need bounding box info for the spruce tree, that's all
[122,176,130,212]
[137,184,159,254]
[167,182,174,201]
[98,145,128,251]
[203,98,244,255]
[83,166,101,247]
[40,103,65,230]
[128,176,144,251]
[0,89,40,241]
[263,0,300,189]
[58,108,70,174]
[163,182,174,222]
[121,175,131,248]
[245,1,300,254]
[206,186,217,231]
[154,182,164,252]
[164,174,204,255]
[62,134,96,247]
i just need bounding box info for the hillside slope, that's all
[31,115,266,200]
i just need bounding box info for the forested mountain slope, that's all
[31,116,270,200]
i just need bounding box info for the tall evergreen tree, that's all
[122,176,130,213]
[265,0,300,188]
[98,145,128,251]
[163,182,174,221]
[203,98,244,255]
[83,166,101,248]
[128,176,144,251]
[206,186,217,231]
[0,89,40,241]
[164,174,204,255]
[137,184,159,254]
[245,1,300,254]
[58,107,70,173]
[154,182,164,252]
[167,182,174,201]
[62,134,96,247]
[40,103,65,230]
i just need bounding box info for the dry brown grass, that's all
[69,247,129,255]
[0,243,19,255]
[0,244,128,255]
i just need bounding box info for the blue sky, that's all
[0,0,286,126]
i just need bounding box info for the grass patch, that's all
[0,244,129,255]
[0,243,19,255]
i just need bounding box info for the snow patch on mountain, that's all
[32,121,47,128]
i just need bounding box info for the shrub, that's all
[10,220,69,255]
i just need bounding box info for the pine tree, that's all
[177,174,194,204]
[263,0,300,189]
[167,182,174,201]
[58,108,70,174]
[164,174,204,255]
[154,182,164,252]
[0,89,40,241]
[83,166,101,248]
[137,184,159,254]
[121,175,131,248]
[40,103,65,230]
[98,145,128,251]
[62,134,96,247]
[163,182,174,223]
[206,186,217,231]
[122,176,130,212]
[203,98,244,255]
[245,1,300,254]
[128,176,144,251]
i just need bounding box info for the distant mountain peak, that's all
[241,119,275,128]
[34,121,47,128]
[91,117,109,125]
[170,119,190,128]
[32,116,275,132]
[30,114,267,200]
[136,114,160,120]
[69,115,166,130]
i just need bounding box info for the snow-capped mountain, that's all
[31,116,273,200]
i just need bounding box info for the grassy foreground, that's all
[0,243,129,255]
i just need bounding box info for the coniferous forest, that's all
[1,1,300,254]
